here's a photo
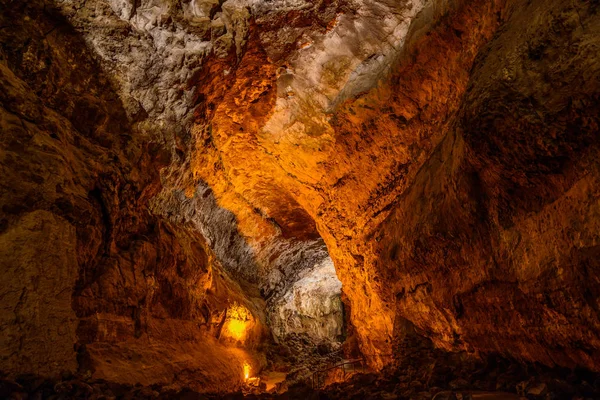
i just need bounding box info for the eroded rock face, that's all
[186,0,512,367]
[197,0,600,373]
[150,181,344,344]
[2,0,600,390]
[0,211,79,376]
[183,0,600,371]
[377,0,600,370]
[271,257,343,343]
[0,1,267,391]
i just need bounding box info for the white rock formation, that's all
[271,257,343,343]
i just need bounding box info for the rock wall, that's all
[181,0,600,371]
[376,0,600,370]
[271,258,343,343]
[0,1,266,391]
[0,210,79,377]
[2,0,600,386]
[185,0,512,367]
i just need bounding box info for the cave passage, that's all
[270,256,344,345]
[154,181,346,348]
[2,0,600,399]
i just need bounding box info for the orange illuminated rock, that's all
[187,0,600,371]
[2,0,600,392]
[0,1,267,391]
[220,303,263,346]
[188,0,511,367]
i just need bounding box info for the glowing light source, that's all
[243,361,251,381]
[226,319,247,341]
[221,303,252,343]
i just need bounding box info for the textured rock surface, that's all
[185,0,513,367]
[54,0,347,342]
[2,0,600,391]
[183,0,600,371]
[271,258,343,342]
[0,0,266,391]
[0,210,79,377]
[150,182,343,343]
[376,0,600,370]
[185,0,600,372]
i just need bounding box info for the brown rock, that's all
[2,0,600,395]
[527,383,548,397]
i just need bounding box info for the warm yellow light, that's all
[226,319,247,341]
[221,303,252,342]
[243,361,251,380]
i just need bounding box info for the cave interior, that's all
[1,0,600,399]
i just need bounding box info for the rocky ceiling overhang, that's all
[55,0,600,369]
[50,0,450,362]
[2,0,600,386]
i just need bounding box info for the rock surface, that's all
[184,0,600,371]
[0,0,266,391]
[377,0,600,369]
[271,258,343,342]
[3,326,600,399]
[0,210,79,377]
[2,0,600,393]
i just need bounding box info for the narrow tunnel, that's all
[2,0,600,399]
[153,180,345,345]
[151,179,349,390]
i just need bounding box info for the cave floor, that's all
[3,356,598,400]
[262,372,287,392]
[4,332,599,400]
[2,358,599,400]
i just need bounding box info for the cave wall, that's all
[0,1,267,391]
[49,0,346,346]
[2,0,600,386]
[180,0,600,371]
[186,0,512,366]
[150,181,340,343]
[0,210,79,377]
[270,257,343,343]
[375,0,600,369]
